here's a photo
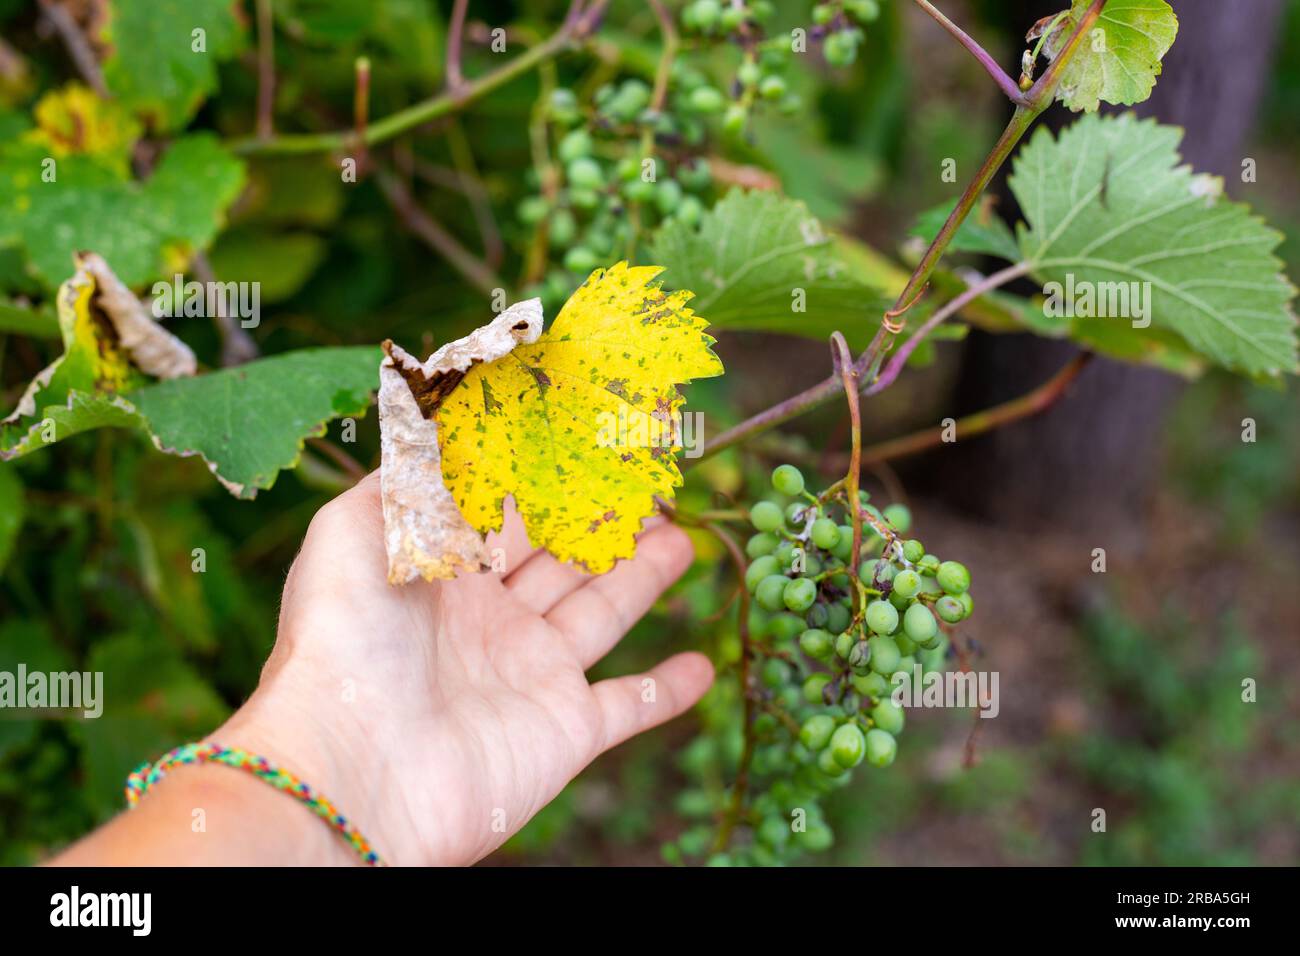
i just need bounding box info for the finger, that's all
[545,522,694,669]
[485,496,540,577]
[504,551,588,615]
[591,652,715,753]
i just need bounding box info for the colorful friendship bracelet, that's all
[125,741,386,866]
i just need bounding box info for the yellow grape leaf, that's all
[437,262,724,573]
[25,83,141,175]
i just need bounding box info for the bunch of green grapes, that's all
[665,462,974,866]
[812,1,882,67]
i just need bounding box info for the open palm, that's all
[226,472,713,866]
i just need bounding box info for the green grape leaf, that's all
[0,134,245,291]
[1039,0,1179,113]
[910,198,1020,262]
[98,0,246,131]
[650,189,890,346]
[131,348,380,498]
[1011,113,1298,377]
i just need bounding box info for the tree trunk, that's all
[937,0,1286,540]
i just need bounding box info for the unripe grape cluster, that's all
[665,461,974,866]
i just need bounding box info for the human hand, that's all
[218,471,713,866]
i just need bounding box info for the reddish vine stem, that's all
[832,333,864,617]
[704,522,755,854]
[911,0,1027,106]
[352,56,371,174]
[445,0,470,91]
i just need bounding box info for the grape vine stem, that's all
[910,0,1028,106]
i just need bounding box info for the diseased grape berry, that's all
[935,595,963,623]
[805,602,830,629]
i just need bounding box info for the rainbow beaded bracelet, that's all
[125,741,386,866]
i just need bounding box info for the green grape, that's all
[799,714,836,751]
[812,3,836,26]
[569,188,600,211]
[870,698,905,734]
[882,503,911,533]
[893,633,917,656]
[689,85,725,113]
[622,178,656,203]
[756,815,790,849]
[902,539,925,563]
[921,639,949,672]
[803,673,832,704]
[867,635,901,675]
[616,156,641,182]
[847,0,881,20]
[770,612,806,642]
[674,194,704,226]
[799,628,834,661]
[567,157,605,191]
[895,654,916,676]
[563,246,599,273]
[830,572,851,590]
[903,603,938,644]
[810,517,840,550]
[747,606,771,638]
[722,104,748,135]
[848,639,872,674]
[889,588,911,611]
[752,0,776,21]
[737,59,762,87]
[816,746,847,777]
[864,728,897,767]
[935,595,963,624]
[771,464,805,496]
[705,853,734,866]
[892,569,922,599]
[745,554,781,592]
[936,560,970,595]
[750,500,784,532]
[746,532,779,559]
[774,540,798,567]
[823,30,859,67]
[826,602,851,634]
[834,630,854,660]
[778,685,802,711]
[760,657,791,689]
[655,179,683,215]
[917,554,941,576]
[784,502,808,527]
[517,195,549,225]
[721,6,747,31]
[801,554,823,577]
[548,209,577,248]
[830,723,867,768]
[583,228,613,254]
[548,88,581,125]
[795,822,834,852]
[557,129,593,163]
[865,599,899,635]
[851,671,890,698]
[783,577,817,613]
[759,75,787,100]
[755,574,791,612]
[692,0,722,30]
[957,591,974,618]
[830,527,853,562]
[753,712,778,736]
